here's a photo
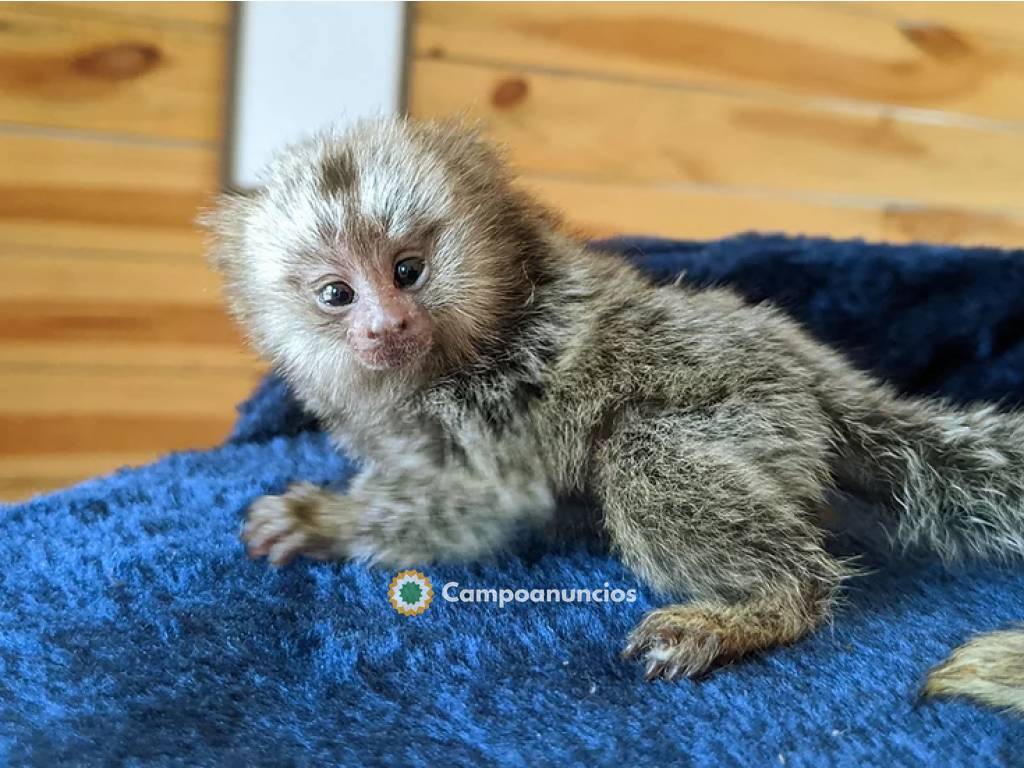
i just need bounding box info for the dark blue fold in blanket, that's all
[3,234,1024,766]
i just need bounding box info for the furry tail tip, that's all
[924,628,1024,715]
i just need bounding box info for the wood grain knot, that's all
[491,77,529,109]
[71,43,162,81]
[899,23,972,61]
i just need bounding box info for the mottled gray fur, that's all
[205,117,1024,707]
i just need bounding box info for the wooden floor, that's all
[4,2,1024,501]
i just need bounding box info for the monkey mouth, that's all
[355,338,432,371]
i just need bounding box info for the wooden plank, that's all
[0,299,245,349]
[44,2,233,28]
[0,5,228,141]
[414,2,1024,124]
[523,175,1024,249]
[0,452,171,501]
[0,132,219,190]
[0,366,263,417]
[0,342,261,372]
[852,3,1024,47]
[0,220,207,260]
[408,59,1024,214]
[0,250,225,303]
[0,249,259,370]
[0,364,263,500]
[0,132,218,256]
[0,414,240,456]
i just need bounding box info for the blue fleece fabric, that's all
[3,234,1024,766]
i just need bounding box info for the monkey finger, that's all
[621,633,656,660]
[267,531,309,567]
[239,514,270,545]
[240,507,282,544]
[244,496,289,525]
[621,641,642,660]
[245,517,298,555]
[241,514,278,544]
[644,657,670,682]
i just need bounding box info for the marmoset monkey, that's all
[205,117,1024,714]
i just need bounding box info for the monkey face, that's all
[307,246,435,371]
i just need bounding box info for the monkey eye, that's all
[316,281,354,309]
[394,254,426,289]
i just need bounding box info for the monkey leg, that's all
[594,416,848,680]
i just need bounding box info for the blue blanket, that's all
[3,234,1024,766]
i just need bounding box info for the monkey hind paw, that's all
[623,605,744,681]
[924,628,1024,716]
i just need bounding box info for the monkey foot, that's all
[241,482,343,567]
[623,605,744,681]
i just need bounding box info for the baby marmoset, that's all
[206,117,1024,714]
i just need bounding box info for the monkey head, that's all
[203,118,555,406]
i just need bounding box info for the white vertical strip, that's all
[229,1,406,189]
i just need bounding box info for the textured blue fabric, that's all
[3,234,1024,766]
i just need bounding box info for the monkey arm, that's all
[242,426,557,567]
[342,455,557,564]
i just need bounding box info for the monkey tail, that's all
[828,388,1024,714]
[832,392,1024,563]
[924,628,1024,715]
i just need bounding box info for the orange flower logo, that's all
[388,570,434,616]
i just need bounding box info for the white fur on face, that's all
[249,121,459,291]
[350,129,454,240]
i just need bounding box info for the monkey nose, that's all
[366,315,408,339]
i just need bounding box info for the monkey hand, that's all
[241,482,355,567]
